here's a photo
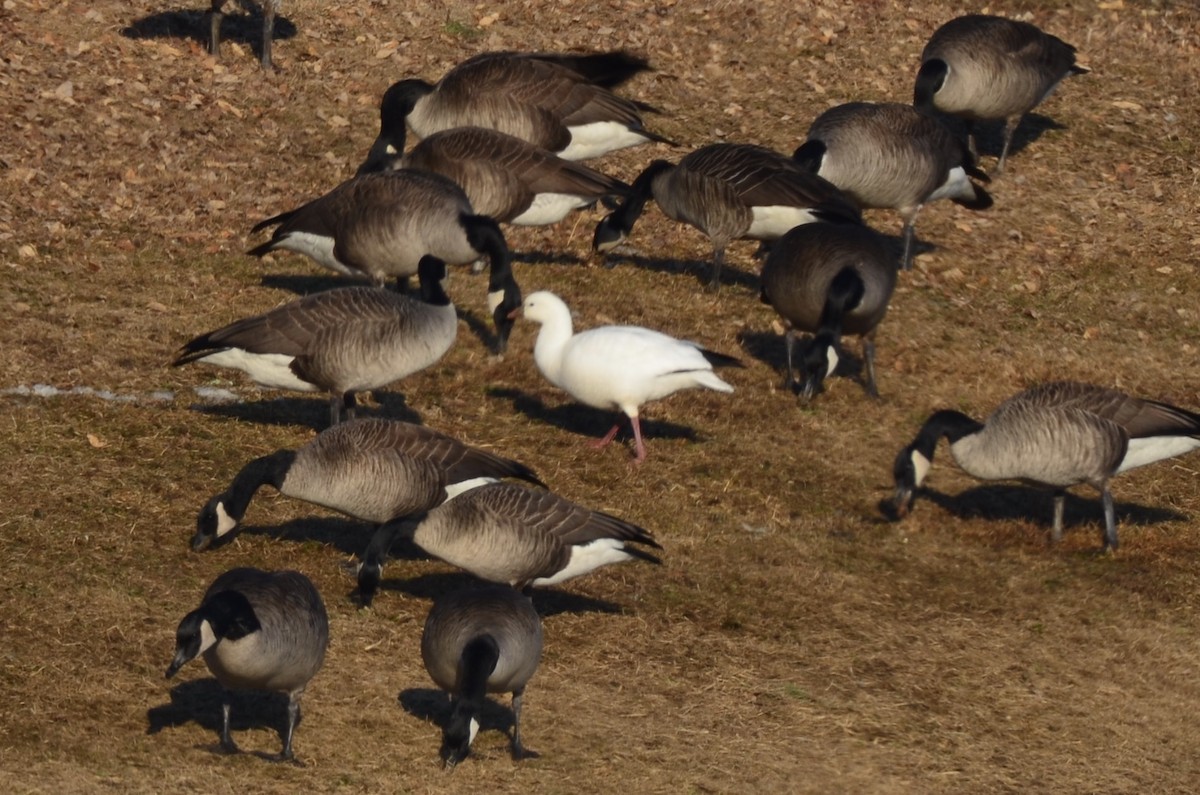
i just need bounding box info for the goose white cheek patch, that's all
[825,347,840,378]
[215,503,238,537]
[911,450,932,487]
[199,619,219,655]
[468,717,480,746]
[487,290,505,315]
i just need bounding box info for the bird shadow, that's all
[146,678,292,756]
[939,112,1067,164]
[595,249,759,292]
[512,249,587,267]
[881,484,1186,540]
[259,272,363,297]
[189,392,423,430]
[485,386,699,445]
[120,8,298,53]
[398,687,517,750]
[373,571,624,617]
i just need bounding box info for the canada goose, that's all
[793,102,992,271]
[247,169,521,351]
[914,14,1090,174]
[357,126,631,226]
[759,221,897,400]
[359,481,661,602]
[166,567,329,761]
[208,0,279,69]
[517,290,741,464]
[421,585,543,767]
[173,255,457,425]
[592,143,862,288]
[891,381,1200,550]
[372,50,675,161]
[190,416,546,554]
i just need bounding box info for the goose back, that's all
[760,222,896,338]
[421,585,543,698]
[917,14,1086,122]
[408,482,661,588]
[799,102,986,212]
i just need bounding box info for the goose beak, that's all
[507,306,522,320]
[891,487,914,520]
[190,528,213,552]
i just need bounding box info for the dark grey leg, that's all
[783,328,797,392]
[218,692,238,753]
[965,120,978,161]
[900,219,916,271]
[260,4,275,70]
[510,688,538,760]
[277,695,299,762]
[209,2,224,57]
[1051,490,1065,544]
[861,337,879,398]
[343,391,357,423]
[1101,488,1118,551]
[996,115,1021,175]
[706,246,725,291]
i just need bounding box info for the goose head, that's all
[357,80,428,175]
[518,291,571,327]
[165,591,261,678]
[797,337,840,401]
[191,495,240,551]
[890,442,932,518]
[440,703,480,769]
[913,59,950,114]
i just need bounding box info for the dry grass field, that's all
[2,0,1200,792]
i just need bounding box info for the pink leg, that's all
[588,422,621,450]
[630,415,647,465]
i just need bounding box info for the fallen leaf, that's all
[87,433,108,449]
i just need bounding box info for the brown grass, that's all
[2,0,1200,792]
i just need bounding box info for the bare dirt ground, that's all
[2,0,1200,792]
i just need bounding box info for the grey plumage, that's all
[247,170,522,351]
[357,126,631,226]
[173,256,458,425]
[914,14,1090,174]
[372,51,676,161]
[166,567,329,761]
[793,102,992,270]
[208,0,281,69]
[421,585,543,767]
[364,482,661,598]
[594,143,861,289]
[891,381,1200,550]
[759,221,897,400]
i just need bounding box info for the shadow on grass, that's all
[373,571,623,617]
[595,249,759,291]
[939,111,1069,166]
[398,687,520,755]
[880,484,1187,544]
[147,678,293,757]
[121,8,298,57]
[189,391,423,430]
[737,328,871,396]
[485,386,700,446]
[512,249,587,267]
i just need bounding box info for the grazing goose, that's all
[173,255,457,425]
[793,102,992,271]
[357,126,631,227]
[421,585,543,767]
[190,416,545,555]
[208,0,279,69]
[592,143,861,288]
[518,290,741,464]
[247,169,521,351]
[914,14,1090,174]
[359,481,661,602]
[166,567,329,761]
[374,50,676,161]
[759,221,897,400]
[891,382,1200,550]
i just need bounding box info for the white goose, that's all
[518,291,740,464]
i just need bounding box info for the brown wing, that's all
[680,143,859,217]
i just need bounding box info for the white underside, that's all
[531,538,635,587]
[1117,436,1200,474]
[559,121,652,161]
[275,231,358,276]
[195,349,317,392]
[747,206,820,239]
[510,192,590,225]
[926,166,975,204]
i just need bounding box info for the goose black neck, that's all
[416,256,451,307]
[227,451,295,521]
[464,214,521,352]
[816,266,865,340]
[201,590,262,641]
[913,59,948,114]
[914,409,985,458]
[792,140,826,174]
[458,634,501,702]
[607,159,673,236]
